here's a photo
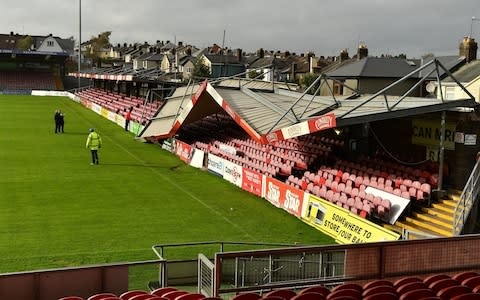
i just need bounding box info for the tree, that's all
[192,58,210,79]
[248,70,265,80]
[17,35,33,50]
[85,31,112,67]
[301,73,321,95]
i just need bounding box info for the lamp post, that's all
[78,0,82,89]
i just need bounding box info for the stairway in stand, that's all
[384,190,461,239]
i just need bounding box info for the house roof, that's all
[248,56,291,70]
[327,56,466,79]
[204,54,247,65]
[443,60,480,83]
[178,55,197,66]
[327,57,421,78]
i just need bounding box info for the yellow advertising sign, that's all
[303,195,400,244]
[412,119,456,150]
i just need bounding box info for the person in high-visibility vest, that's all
[86,128,102,165]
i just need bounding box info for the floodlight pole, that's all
[78,0,82,89]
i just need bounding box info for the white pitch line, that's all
[66,100,254,239]
[107,137,254,239]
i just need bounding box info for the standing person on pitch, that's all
[58,110,65,133]
[54,109,61,133]
[125,106,133,131]
[86,128,102,165]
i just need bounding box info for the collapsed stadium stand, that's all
[178,113,436,224]
[59,270,480,300]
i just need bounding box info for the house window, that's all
[187,67,193,73]
[47,41,54,47]
[445,87,455,100]
[333,80,344,96]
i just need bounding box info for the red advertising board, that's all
[264,177,304,218]
[241,168,263,197]
[175,140,193,163]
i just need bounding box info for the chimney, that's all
[357,43,368,60]
[339,48,349,62]
[257,48,264,58]
[185,46,192,56]
[236,48,242,61]
[459,37,478,63]
[178,41,183,47]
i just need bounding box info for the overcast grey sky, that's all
[1,0,479,58]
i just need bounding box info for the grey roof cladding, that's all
[327,57,421,78]
[204,54,247,65]
[443,60,480,83]
[327,56,465,79]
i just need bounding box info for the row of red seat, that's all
[59,271,480,300]
[229,270,480,300]
[0,70,56,90]
[59,287,219,300]
[76,88,161,124]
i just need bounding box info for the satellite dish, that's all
[426,82,436,94]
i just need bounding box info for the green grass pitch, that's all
[0,94,334,274]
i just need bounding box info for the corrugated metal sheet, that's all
[139,78,476,140]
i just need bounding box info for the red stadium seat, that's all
[325,289,361,300]
[393,277,423,288]
[331,283,362,293]
[398,288,435,300]
[131,295,166,300]
[363,292,398,300]
[299,286,330,297]
[429,278,459,294]
[120,291,149,300]
[162,291,189,300]
[461,276,480,289]
[290,292,325,300]
[175,295,205,300]
[151,288,178,297]
[453,271,480,282]
[264,289,297,300]
[363,279,393,290]
[396,281,427,295]
[423,274,451,287]
[436,285,471,300]
[362,285,396,297]
[451,293,480,300]
[88,293,118,300]
[231,293,262,300]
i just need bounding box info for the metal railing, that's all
[151,241,301,289]
[453,158,480,235]
[402,228,439,240]
[198,253,215,297]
